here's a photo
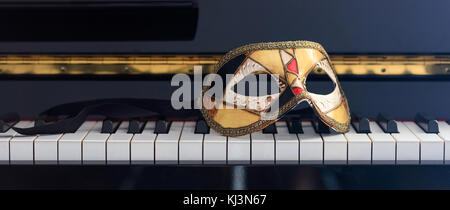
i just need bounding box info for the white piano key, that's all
[58,121,96,164]
[0,121,25,164]
[0,136,12,164]
[391,122,420,164]
[404,121,444,164]
[179,121,203,164]
[345,125,371,164]
[322,131,348,165]
[368,121,396,164]
[83,122,110,164]
[131,121,156,165]
[155,121,183,164]
[34,134,62,164]
[228,134,250,164]
[298,122,323,164]
[10,136,37,165]
[9,121,35,164]
[274,121,299,164]
[251,131,275,164]
[107,122,133,165]
[203,129,227,164]
[437,121,450,164]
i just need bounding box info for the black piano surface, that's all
[0,0,448,119]
[0,0,449,190]
[1,0,450,54]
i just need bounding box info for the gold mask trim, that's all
[200,40,350,137]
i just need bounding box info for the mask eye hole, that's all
[232,73,283,96]
[305,66,336,95]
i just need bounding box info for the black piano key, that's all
[101,119,121,133]
[312,118,330,133]
[351,113,371,133]
[287,119,303,134]
[128,120,146,134]
[128,120,140,133]
[376,113,398,133]
[0,112,19,133]
[194,119,210,134]
[154,120,170,134]
[415,113,439,133]
[262,123,277,134]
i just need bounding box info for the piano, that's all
[0,0,449,189]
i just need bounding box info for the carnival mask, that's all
[200,41,350,136]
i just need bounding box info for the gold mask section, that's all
[324,100,350,124]
[295,48,326,78]
[248,50,285,77]
[213,107,260,128]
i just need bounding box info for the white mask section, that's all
[307,59,342,113]
[224,58,283,112]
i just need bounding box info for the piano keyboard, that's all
[1,119,450,165]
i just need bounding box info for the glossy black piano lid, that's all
[0,1,198,41]
[1,0,450,53]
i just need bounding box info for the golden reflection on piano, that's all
[0,55,449,76]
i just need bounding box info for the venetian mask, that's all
[200,41,350,136]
